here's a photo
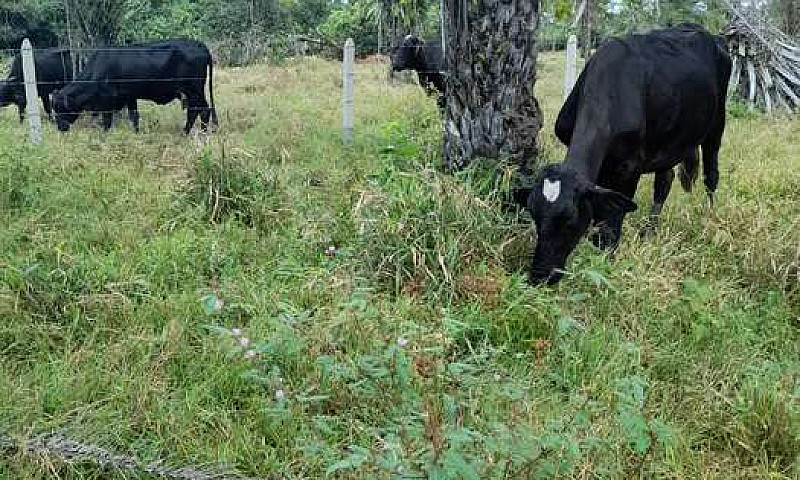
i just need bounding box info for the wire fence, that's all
[0,47,216,55]
[2,77,210,85]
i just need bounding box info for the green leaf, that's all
[201,293,223,316]
[585,269,614,289]
[442,450,479,480]
[650,418,674,447]
[204,324,231,336]
[326,445,370,475]
[557,315,583,336]
[617,408,650,455]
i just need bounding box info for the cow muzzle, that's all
[528,267,565,286]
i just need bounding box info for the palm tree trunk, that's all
[442,0,542,172]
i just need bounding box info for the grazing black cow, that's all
[0,48,72,122]
[514,23,731,285]
[52,39,216,133]
[391,35,446,107]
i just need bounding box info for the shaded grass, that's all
[0,53,798,479]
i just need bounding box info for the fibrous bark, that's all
[442,0,542,171]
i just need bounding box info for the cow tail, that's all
[678,147,699,193]
[208,55,218,125]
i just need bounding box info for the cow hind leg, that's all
[101,112,114,131]
[702,104,726,208]
[184,95,207,134]
[184,106,199,134]
[702,135,722,209]
[199,101,212,132]
[640,169,674,239]
[127,100,140,132]
[677,147,699,192]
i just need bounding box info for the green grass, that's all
[1,52,799,479]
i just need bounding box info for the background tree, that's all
[317,0,381,54]
[380,0,438,49]
[0,1,60,49]
[65,0,127,47]
[441,0,542,171]
[771,0,799,37]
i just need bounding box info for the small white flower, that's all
[493,373,501,381]
[231,328,243,337]
[239,337,251,348]
[243,350,257,360]
[275,389,286,401]
[397,338,409,347]
[325,245,336,256]
[213,298,223,312]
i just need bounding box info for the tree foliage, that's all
[65,0,127,47]
[0,1,60,49]
[0,0,789,60]
[538,0,733,53]
[771,0,800,37]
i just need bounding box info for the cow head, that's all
[514,164,637,285]
[391,35,425,73]
[0,77,20,108]
[52,88,81,131]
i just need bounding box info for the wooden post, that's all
[564,34,578,101]
[21,39,42,145]
[378,7,383,55]
[440,0,446,60]
[342,38,355,146]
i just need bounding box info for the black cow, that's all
[391,35,446,107]
[515,23,731,285]
[52,39,217,133]
[0,48,72,122]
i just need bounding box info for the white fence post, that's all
[342,38,355,146]
[21,39,42,145]
[563,34,578,101]
[440,0,446,60]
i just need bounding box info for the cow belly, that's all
[644,147,697,173]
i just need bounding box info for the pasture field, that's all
[0,52,799,479]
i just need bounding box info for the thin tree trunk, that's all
[581,0,592,59]
[442,0,542,171]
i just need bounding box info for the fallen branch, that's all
[723,0,800,114]
[0,432,275,480]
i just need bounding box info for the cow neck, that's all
[563,127,609,183]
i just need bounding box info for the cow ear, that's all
[585,184,637,218]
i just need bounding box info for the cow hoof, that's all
[590,231,619,251]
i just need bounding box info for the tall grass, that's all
[0,53,798,479]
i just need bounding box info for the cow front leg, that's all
[590,174,641,251]
[127,100,140,132]
[101,112,114,131]
[17,104,24,123]
[639,168,674,239]
[41,95,53,122]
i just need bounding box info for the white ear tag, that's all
[543,178,561,203]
